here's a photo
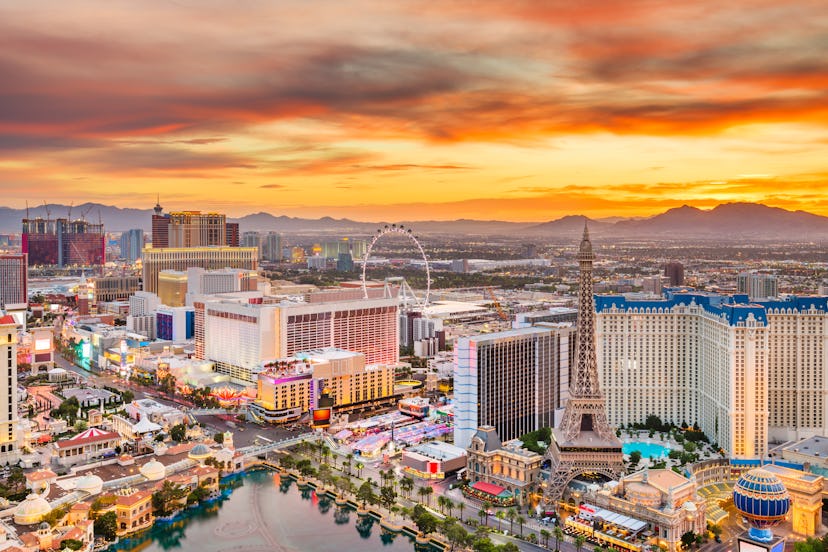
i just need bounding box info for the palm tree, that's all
[355,461,364,478]
[516,515,526,537]
[506,508,517,534]
[418,486,430,505]
[554,525,564,551]
[422,486,433,507]
[495,510,506,532]
[457,501,465,521]
[477,508,487,527]
[540,528,551,548]
[445,498,455,518]
[575,534,587,552]
[345,453,354,475]
[437,495,446,513]
[400,476,414,498]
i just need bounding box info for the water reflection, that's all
[108,470,438,552]
[333,506,351,525]
[380,528,399,546]
[317,494,333,514]
[356,513,376,539]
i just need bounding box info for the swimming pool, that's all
[623,441,671,459]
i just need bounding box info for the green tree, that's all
[506,508,517,534]
[495,510,506,532]
[516,514,526,537]
[94,511,118,540]
[629,450,642,469]
[477,507,487,526]
[445,521,470,552]
[645,414,664,431]
[380,485,397,510]
[169,423,186,443]
[61,538,84,550]
[540,528,551,548]
[400,476,414,498]
[458,501,465,521]
[418,485,433,506]
[152,480,188,516]
[414,510,438,535]
[575,534,587,552]
[355,461,364,478]
[121,390,134,404]
[357,480,377,508]
[213,432,224,444]
[681,531,697,550]
[554,525,564,551]
[708,523,723,539]
[41,505,68,526]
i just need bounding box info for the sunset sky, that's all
[1,0,827,221]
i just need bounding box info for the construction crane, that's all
[485,286,509,321]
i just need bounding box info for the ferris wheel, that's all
[361,224,431,308]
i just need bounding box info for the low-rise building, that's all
[465,426,542,506]
[585,468,707,552]
[52,428,122,468]
[114,488,154,536]
[124,398,187,428]
[401,441,467,480]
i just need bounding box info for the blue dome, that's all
[189,444,212,459]
[732,468,790,533]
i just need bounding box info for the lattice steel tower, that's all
[544,224,624,502]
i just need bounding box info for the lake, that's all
[108,470,437,552]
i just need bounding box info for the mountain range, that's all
[2,202,827,241]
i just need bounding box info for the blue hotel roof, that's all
[594,288,828,326]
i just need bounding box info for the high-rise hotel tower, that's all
[595,290,828,458]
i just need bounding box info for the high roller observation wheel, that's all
[361,224,430,306]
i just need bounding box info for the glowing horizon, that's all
[1,1,827,222]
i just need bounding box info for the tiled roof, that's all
[26,469,57,481]
[116,490,152,507]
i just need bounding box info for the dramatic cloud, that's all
[0,0,826,218]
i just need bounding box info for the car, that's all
[715,536,722,543]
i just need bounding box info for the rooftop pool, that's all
[623,441,671,459]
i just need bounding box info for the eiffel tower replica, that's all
[545,224,624,502]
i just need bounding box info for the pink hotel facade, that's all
[192,293,399,383]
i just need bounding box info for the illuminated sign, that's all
[311,408,332,428]
[34,338,51,352]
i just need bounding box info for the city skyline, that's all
[1,1,827,221]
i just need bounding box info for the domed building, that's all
[188,443,213,463]
[14,493,52,525]
[733,468,790,543]
[584,468,706,552]
[140,460,166,481]
[74,474,103,495]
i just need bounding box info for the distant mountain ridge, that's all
[0,201,826,240]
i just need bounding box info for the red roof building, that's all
[53,428,121,468]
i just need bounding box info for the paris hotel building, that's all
[595,289,828,458]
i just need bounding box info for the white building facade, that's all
[595,290,828,458]
[454,326,573,449]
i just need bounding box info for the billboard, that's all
[311,407,332,428]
